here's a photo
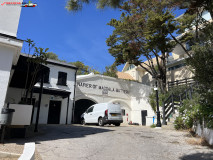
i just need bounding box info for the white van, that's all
[81,103,123,126]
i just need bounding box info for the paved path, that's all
[12,125,213,160]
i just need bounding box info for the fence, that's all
[167,78,195,90]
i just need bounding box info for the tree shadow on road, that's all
[179,153,213,160]
[5,125,114,145]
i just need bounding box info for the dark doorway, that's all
[141,110,147,126]
[74,99,96,124]
[48,100,61,124]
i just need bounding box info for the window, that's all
[44,70,50,83]
[168,63,186,71]
[57,72,67,86]
[127,64,135,71]
[37,70,49,83]
[87,106,94,113]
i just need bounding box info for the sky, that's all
[17,0,185,72]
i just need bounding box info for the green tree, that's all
[185,23,213,128]
[22,39,49,104]
[103,62,118,78]
[45,52,101,75]
[173,0,213,19]
[66,0,124,11]
[106,0,177,93]
[70,61,90,75]
[70,61,100,75]
[46,52,60,61]
[46,52,67,62]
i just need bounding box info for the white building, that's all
[74,73,155,126]
[121,11,212,87]
[6,54,78,125]
[0,0,23,110]
[0,0,155,127]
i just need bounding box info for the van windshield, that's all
[87,106,94,113]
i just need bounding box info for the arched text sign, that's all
[77,82,129,94]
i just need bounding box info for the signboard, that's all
[77,82,129,94]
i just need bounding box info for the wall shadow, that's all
[5,125,114,145]
[179,153,213,160]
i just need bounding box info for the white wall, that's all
[0,0,23,37]
[6,87,72,125]
[10,104,32,125]
[6,62,76,125]
[194,123,213,145]
[0,43,21,109]
[130,81,154,125]
[31,94,70,124]
[76,75,154,125]
[34,63,76,124]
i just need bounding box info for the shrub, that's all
[150,124,156,128]
[174,116,185,130]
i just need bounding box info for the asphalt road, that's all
[13,124,213,160]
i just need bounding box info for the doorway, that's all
[74,99,96,124]
[141,110,147,126]
[48,100,61,124]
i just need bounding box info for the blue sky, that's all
[18,0,185,72]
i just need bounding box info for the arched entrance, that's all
[74,99,96,124]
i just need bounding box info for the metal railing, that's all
[162,83,197,125]
[168,78,195,90]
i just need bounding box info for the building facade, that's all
[121,11,212,87]
[5,55,77,125]
[74,73,155,126]
[0,0,23,109]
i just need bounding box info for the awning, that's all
[33,87,71,98]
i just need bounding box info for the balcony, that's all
[166,56,186,66]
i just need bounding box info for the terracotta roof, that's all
[116,72,134,80]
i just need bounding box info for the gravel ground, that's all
[1,124,212,160]
[0,143,42,160]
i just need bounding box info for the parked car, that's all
[81,103,123,126]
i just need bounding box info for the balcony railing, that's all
[168,78,195,90]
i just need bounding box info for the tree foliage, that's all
[103,62,118,78]
[184,22,213,128]
[46,52,60,61]
[173,0,213,19]
[69,61,100,75]
[46,52,67,62]
[44,53,100,75]
[106,0,178,93]
[66,0,124,11]
[22,39,49,104]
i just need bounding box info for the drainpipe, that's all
[71,69,77,124]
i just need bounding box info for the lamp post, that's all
[153,79,161,127]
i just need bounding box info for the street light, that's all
[153,77,162,127]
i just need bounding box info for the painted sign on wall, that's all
[77,82,129,94]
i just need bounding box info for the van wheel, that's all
[98,118,104,126]
[115,123,120,126]
[81,119,85,125]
